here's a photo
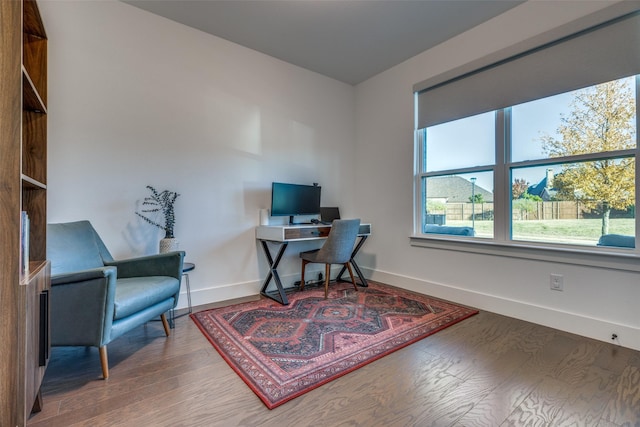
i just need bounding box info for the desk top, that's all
[256,223,371,242]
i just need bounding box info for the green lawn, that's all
[446,218,635,244]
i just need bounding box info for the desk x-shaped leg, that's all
[336,235,369,287]
[259,240,290,305]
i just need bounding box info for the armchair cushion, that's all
[114,276,180,320]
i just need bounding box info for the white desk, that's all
[256,223,371,304]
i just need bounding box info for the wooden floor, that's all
[28,287,640,427]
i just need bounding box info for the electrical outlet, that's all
[550,274,564,291]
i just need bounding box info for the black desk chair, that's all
[299,219,360,298]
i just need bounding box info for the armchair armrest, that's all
[105,251,185,280]
[51,266,117,286]
[50,266,118,347]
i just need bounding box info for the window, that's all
[413,11,640,255]
[417,76,640,250]
[510,79,637,246]
[416,75,638,249]
[419,113,495,239]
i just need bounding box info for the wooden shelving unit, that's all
[0,0,50,425]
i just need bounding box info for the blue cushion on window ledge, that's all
[596,234,635,248]
[424,224,475,236]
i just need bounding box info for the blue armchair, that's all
[47,221,185,379]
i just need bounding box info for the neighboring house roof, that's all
[527,169,557,201]
[427,176,493,203]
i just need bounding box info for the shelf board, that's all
[22,66,46,113]
[23,34,47,107]
[21,174,46,190]
[19,261,48,286]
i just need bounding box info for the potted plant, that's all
[136,185,180,253]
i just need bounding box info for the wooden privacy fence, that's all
[429,201,633,222]
[511,201,583,221]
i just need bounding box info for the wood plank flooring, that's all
[28,285,640,427]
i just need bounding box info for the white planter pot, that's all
[159,237,179,253]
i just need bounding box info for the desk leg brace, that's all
[259,240,290,305]
[336,235,369,287]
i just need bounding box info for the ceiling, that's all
[123,0,525,85]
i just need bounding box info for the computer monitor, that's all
[271,182,321,224]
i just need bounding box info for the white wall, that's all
[40,0,356,305]
[354,1,640,350]
[40,0,640,351]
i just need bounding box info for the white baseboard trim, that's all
[367,268,640,351]
[178,267,640,351]
[177,265,359,308]
[176,279,260,309]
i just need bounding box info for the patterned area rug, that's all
[190,281,478,409]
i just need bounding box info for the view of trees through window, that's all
[420,75,638,247]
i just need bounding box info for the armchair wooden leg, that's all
[99,346,109,379]
[345,262,358,292]
[161,313,171,337]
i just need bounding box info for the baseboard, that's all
[178,267,640,351]
[176,279,260,310]
[367,268,640,352]
[177,266,352,310]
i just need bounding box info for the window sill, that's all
[409,234,640,273]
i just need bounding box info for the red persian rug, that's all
[190,281,478,409]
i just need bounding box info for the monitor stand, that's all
[288,215,313,225]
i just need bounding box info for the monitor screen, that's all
[271,182,321,220]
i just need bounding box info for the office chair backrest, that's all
[316,219,361,264]
[320,207,341,223]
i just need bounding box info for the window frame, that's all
[412,76,640,270]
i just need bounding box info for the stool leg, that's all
[184,272,192,314]
[324,264,331,298]
[172,273,193,320]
